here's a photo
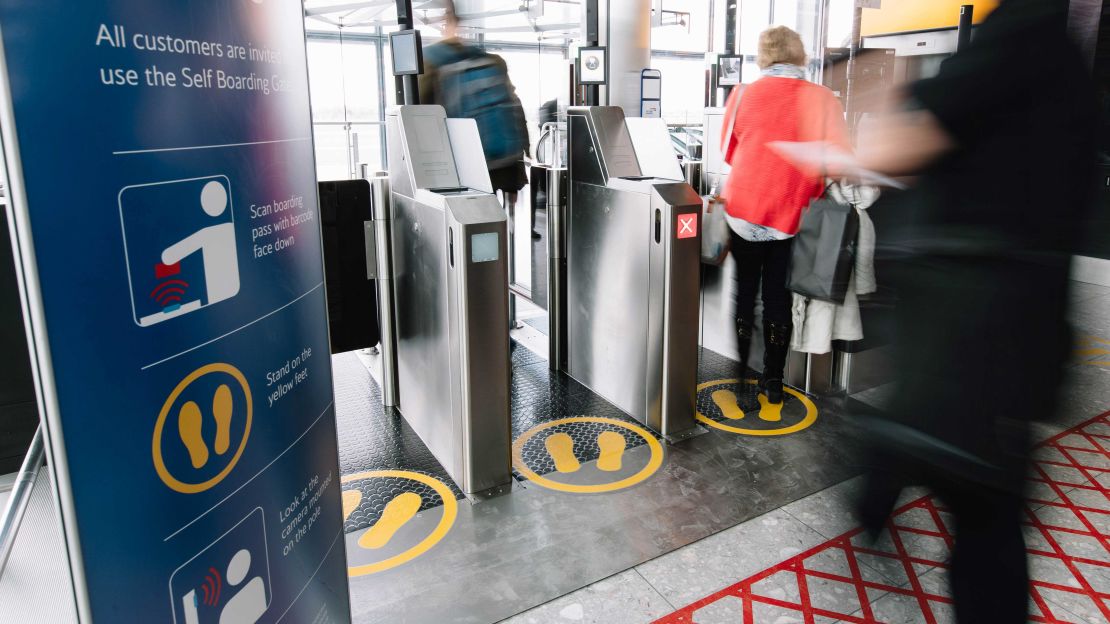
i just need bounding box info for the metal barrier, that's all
[368,173,399,408]
[562,106,702,439]
[383,105,512,495]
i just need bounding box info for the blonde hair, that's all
[757,26,806,69]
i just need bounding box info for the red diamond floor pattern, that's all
[655,410,1110,624]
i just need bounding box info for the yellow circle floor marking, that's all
[696,379,818,436]
[341,469,458,577]
[1075,335,1110,367]
[512,416,665,494]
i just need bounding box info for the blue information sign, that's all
[0,2,351,622]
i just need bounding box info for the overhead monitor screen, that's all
[390,30,422,76]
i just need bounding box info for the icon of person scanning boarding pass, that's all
[119,176,241,327]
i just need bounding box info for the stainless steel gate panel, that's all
[445,198,512,494]
[564,106,701,438]
[392,193,460,477]
[649,183,701,435]
[386,105,511,495]
[567,182,652,421]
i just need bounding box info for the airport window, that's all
[489,46,570,143]
[306,33,385,180]
[651,53,709,123]
[301,0,849,177]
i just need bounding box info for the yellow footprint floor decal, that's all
[757,393,783,422]
[359,491,422,550]
[545,432,581,473]
[342,490,363,522]
[596,431,627,472]
[712,389,745,420]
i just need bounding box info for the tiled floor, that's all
[656,409,1110,624]
[499,281,1110,624]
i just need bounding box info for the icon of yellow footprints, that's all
[711,388,783,423]
[545,430,627,473]
[178,402,208,469]
[177,383,235,469]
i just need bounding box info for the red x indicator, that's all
[676,213,698,239]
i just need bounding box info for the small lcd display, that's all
[471,232,499,263]
[390,30,423,76]
[718,54,743,86]
[578,46,607,85]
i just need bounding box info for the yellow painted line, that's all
[757,393,783,423]
[360,492,422,550]
[341,489,363,522]
[545,432,581,473]
[343,470,458,577]
[177,400,208,469]
[513,416,665,494]
[711,389,745,420]
[695,379,818,436]
[153,362,252,494]
[596,431,626,472]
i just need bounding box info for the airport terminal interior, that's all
[2,1,1110,623]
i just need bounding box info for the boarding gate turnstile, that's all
[560,106,703,439]
[380,105,512,495]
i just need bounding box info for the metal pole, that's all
[722,0,738,102]
[845,6,863,128]
[547,163,567,370]
[956,5,974,53]
[370,175,400,407]
[376,26,389,167]
[584,0,600,106]
[815,0,830,85]
[394,0,418,105]
[0,425,44,580]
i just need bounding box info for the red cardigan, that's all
[720,77,849,235]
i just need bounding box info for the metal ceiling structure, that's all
[303,0,581,38]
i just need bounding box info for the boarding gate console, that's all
[382,105,512,495]
[563,106,702,439]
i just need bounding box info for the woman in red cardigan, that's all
[719,26,848,404]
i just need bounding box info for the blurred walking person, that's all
[419,1,530,210]
[719,26,849,403]
[851,0,1097,621]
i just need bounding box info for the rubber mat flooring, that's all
[334,341,806,535]
[510,343,656,479]
[347,346,865,624]
[332,352,464,534]
[334,343,652,532]
[656,409,1110,624]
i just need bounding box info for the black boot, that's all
[760,321,791,404]
[736,317,754,379]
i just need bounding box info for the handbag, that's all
[700,195,730,266]
[787,181,859,303]
[701,86,748,267]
